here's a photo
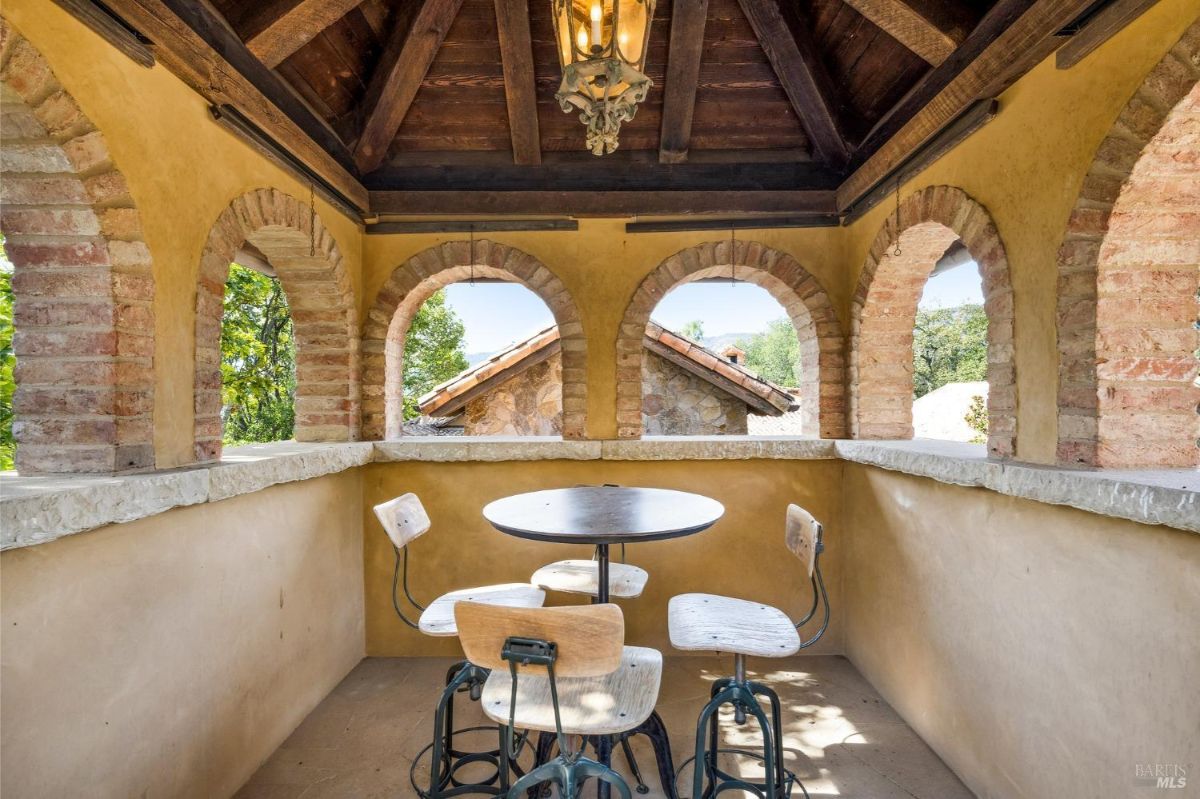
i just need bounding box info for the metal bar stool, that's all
[668,504,830,799]
[454,601,664,799]
[374,493,546,798]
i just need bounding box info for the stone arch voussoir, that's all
[616,241,844,439]
[0,18,155,474]
[362,240,586,440]
[193,188,359,463]
[849,185,1016,458]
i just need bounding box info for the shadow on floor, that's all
[236,655,972,798]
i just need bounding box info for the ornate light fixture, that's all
[552,0,655,156]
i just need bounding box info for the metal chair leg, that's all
[625,711,679,799]
[691,681,783,799]
[618,736,649,794]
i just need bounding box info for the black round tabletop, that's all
[483,486,725,545]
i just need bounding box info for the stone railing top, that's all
[2,437,1194,551]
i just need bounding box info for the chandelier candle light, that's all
[552,0,655,156]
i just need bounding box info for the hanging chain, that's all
[468,226,475,287]
[309,183,316,257]
[892,177,903,257]
[730,225,736,288]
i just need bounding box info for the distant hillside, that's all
[699,332,756,352]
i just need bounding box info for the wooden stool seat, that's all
[418,583,546,637]
[668,593,801,657]
[479,645,662,736]
[531,559,650,599]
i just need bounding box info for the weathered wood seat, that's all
[531,559,650,599]
[417,583,547,637]
[668,593,801,657]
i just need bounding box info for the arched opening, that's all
[193,189,358,464]
[0,20,155,474]
[643,280,803,435]
[400,282,559,436]
[617,241,843,439]
[850,185,1015,458]
[1057,25,1200,468]
[361,240,585,440]
[218,255,297,445]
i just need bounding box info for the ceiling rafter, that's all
[736,0,850,166]
[494,0,542,165]
[354,0,466,174]
[841,0,969,66]
[658,0,710,164]
[234,0,367,68]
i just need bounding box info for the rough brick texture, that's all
[361,240,586,440]
[193,189,360,464]
[616,241,844,439]
[0,20,155,474]
[849,186,1017,459]
[1056,22,1200,468]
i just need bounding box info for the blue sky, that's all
[444,261,984,354]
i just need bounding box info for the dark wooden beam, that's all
[1056,0,1160,69]
[363,160,842,192]
[370,190,839,216]
[232,0,366,68]
[840,0,1097,207]
[51,0,155,67]
[97,0,368,210]
[366,219,579,234]
[737,0,849,166]
[658,0,710,164]
[493,0,541,165]
[627,215,840,233]
[354,0,466,174]
[841,0,969,66]
[840,99,998,223]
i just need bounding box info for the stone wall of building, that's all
[462,355,563,436]
[642,352,749,435]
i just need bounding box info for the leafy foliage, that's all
[680,319,705,342]
[913,304,988,398]
[738,318,801,387]
[0,238,13,470]
[964,394,988,444]
[220,263,296,445]
[401,290,468,420]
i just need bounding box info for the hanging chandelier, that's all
[551,0,655,156]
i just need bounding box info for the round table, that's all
[483,485,725,602]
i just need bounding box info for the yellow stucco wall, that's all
[841,0,1200,462]
[5,0,1198,460]
[362,459,844,657]
[0,471,366,799]
[0,0,365,469]
[842,464,1200,798]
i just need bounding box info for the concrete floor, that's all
[236,656,973,798]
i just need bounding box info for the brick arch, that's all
[616,241,844,439]
[1056,21,1200,468]
[193,188,359,463]
[361,240,585,440]
[849,185,1016,458]
[0,20,154,474]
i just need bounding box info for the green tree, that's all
[912,303,988,398]
[402,290,468,420]
[220,263,296,445]
[964,394,988,444]
[0,237,14,470]
[680,319,705,343]
[738,318,801,387]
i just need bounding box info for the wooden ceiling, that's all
[76,0,1131,217]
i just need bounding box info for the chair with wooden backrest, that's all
[373,493,546,799]
[455,602,664,799]
[667,503,829,799]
